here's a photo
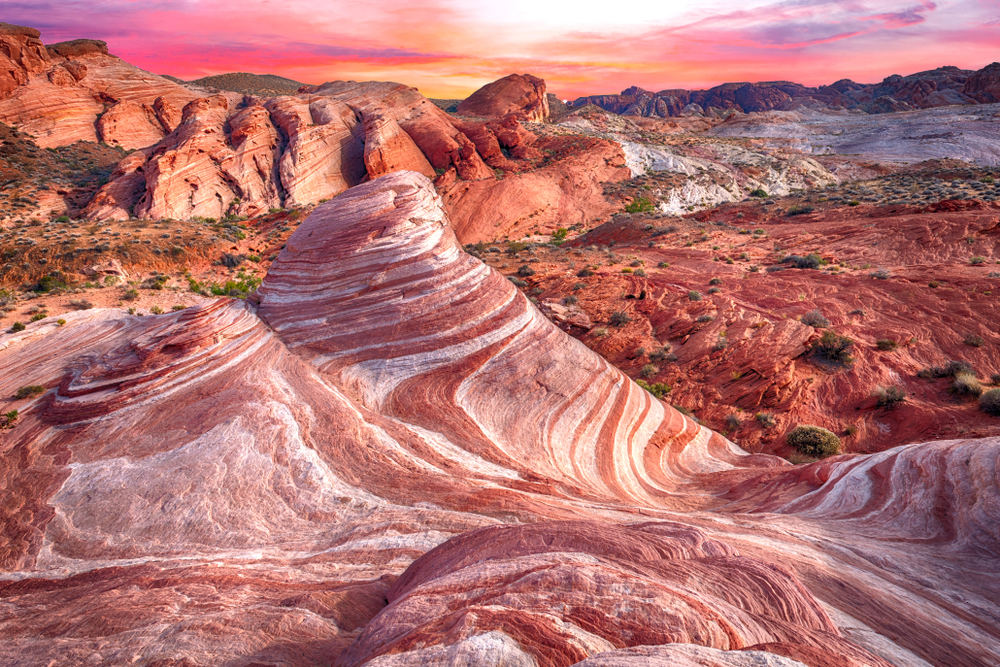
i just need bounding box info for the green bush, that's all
[873,385,906,409]
[964,333,984,348]
[918,360,974,379]
[813,330,854,364]
[640,363,659,378]
[10,321,25,332]
[636,379,671,399]
[517,264,535,277]
[577,268,594,277]
[15,385,45,399]
[551,228,568,244]
[981,388,1000,416]
[756,412,776,428]
[787,425,841,457]
[749,188,768,198]
[609,311,632,327]
[876,339,898,351]
[953,372,984,397]
[800,309,829,328]
[688,290,702,301]
[625,197,655,213]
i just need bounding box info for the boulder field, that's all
[1,172,997,666]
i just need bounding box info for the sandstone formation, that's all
[0,24,201,148]
[81,75,627,236]
[963,62,1000,103]
[457,73,550,122]
[1,171,998,666]
[572,64,993,118]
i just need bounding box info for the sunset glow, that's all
[4,0,999,98]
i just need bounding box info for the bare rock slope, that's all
[1,171,998,667]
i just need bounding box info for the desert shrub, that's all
[724,414,741,431]
[874,385,906,409]
[634,268,646,277]
[621,268,633,274]
[172,305,186,311]
[964,333,984,348]
[953,372,984,397]
[150,305,164,314]
[517,264,535,277]
[221,252,245,268]
[68,299,93,310]
[637,379,671,399]
[15,385,45,399]
[800,309,829,328]
[696,315,713,323]
[609,311,632,327]
[813,330,854,364]
[649,345,672,362]
[688,290,702,301]
[577,268,594,277]
[714,334,729,351]
[507,241,527,255]
[787,425,841,457]
[749,188,768,198]
[786,204,814,216]
[919,360,975,379]
[876,339,898,351]
[844,424,859,436]
[991,373,1000,386]
[551,228,568,243]
[564,295,578,306]
[981,389,1000,416]
[658,261,670,268]
[30,313,46,322]
[970,256,986,265]
[783,254,822,269]
[869,268,891,280]
[56,319,66,326]
[123,288,139,301]
[929,281,940,288]
[10,321,25,332]
[1,410,17,428]
[625,197,655,213]
[141,274,169,290]
[707,287,720,294]
[508,276,527,287]
[640,363,659,378]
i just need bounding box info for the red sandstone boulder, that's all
[457,73,550,122]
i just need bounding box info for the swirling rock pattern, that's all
[1,171,998,667]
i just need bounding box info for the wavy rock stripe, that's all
[1,171,999,666]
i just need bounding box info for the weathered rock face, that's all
[457,73,550,122]
[0,26,201,148]
[83,77,627,233]
[2,171,999,667]
[0,23,49,97]
[964,62,1000,103]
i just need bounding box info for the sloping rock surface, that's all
[1,171,998,667]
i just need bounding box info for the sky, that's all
[4,0,999,99]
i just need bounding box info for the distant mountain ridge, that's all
[571,63,1000,117]
[185,72,307,96]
